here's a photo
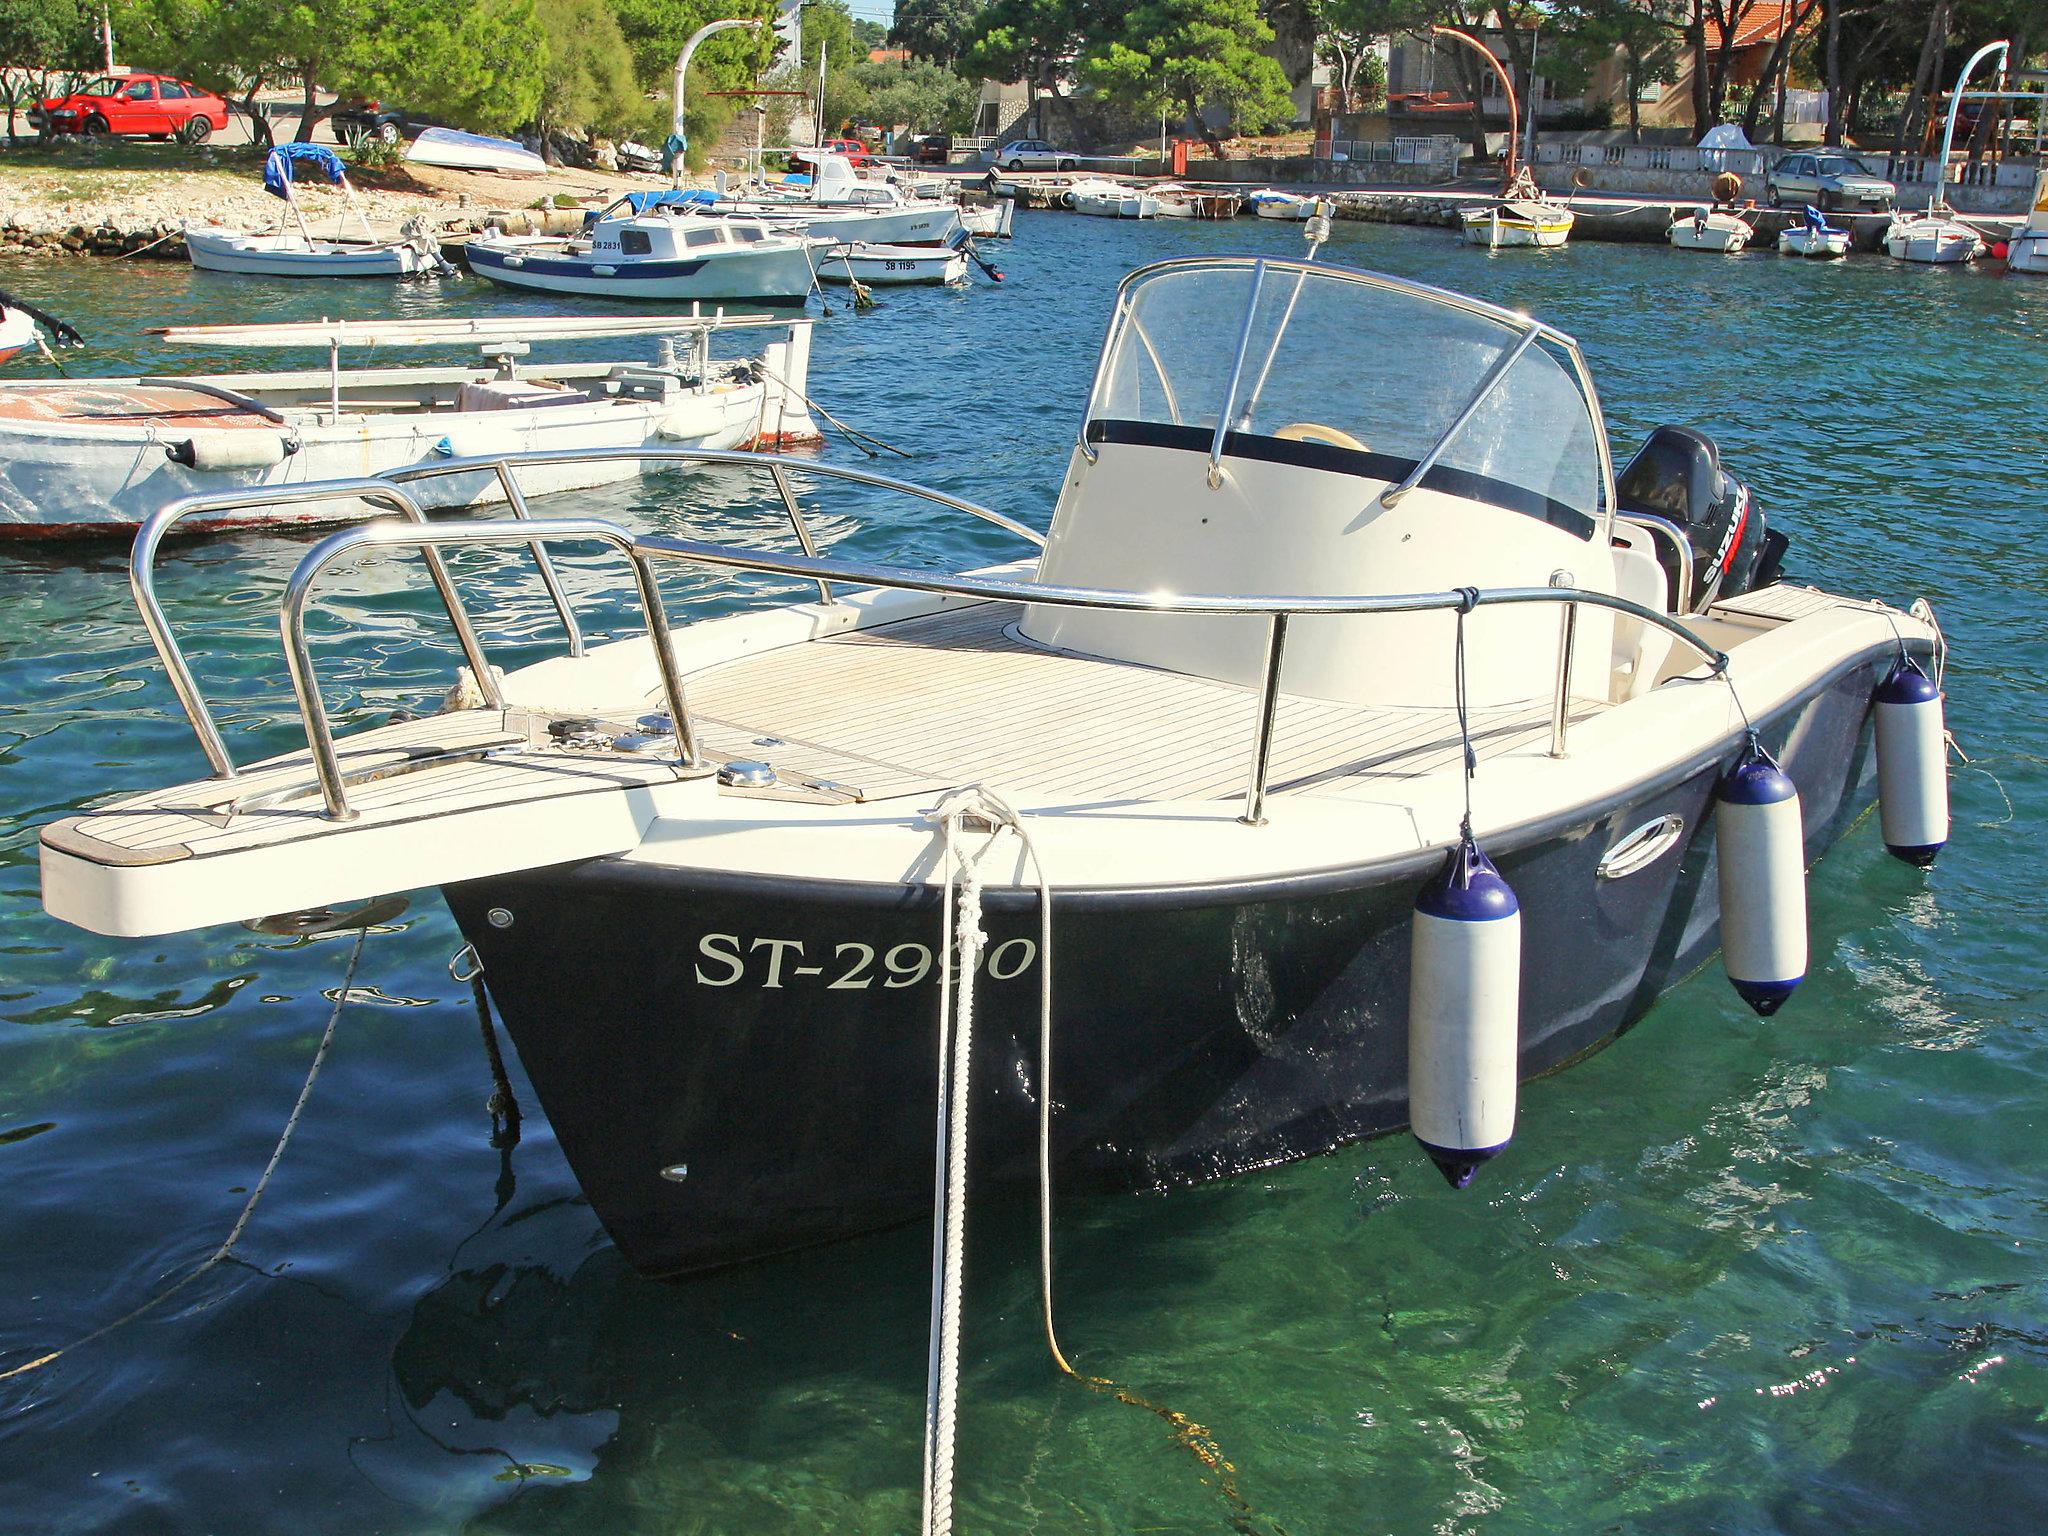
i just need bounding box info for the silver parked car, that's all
[1767,151,1896,212]
[996,138,1079,172]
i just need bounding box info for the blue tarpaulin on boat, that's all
[263,143,347,199]
[620,189,717,214]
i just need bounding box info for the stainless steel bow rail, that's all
[128,448,1044,784]
[127,453,1729,828]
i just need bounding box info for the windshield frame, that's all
[1076,255,1617,538]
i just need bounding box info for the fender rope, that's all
[0,926,367,1384]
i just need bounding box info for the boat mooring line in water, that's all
[450,945,522,1148]
[0,921,373,1385]
[750,357,909,458]
[917,785,1278,1536]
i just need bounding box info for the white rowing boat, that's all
[185,144,448,279]
[0,312,820,537]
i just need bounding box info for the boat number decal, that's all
[693,933,1038,988]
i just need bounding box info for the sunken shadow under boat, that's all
[40,256,1946,1276]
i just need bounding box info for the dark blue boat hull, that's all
[446,647,1900,1275]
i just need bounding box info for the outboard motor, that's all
[1616,425,1788,612]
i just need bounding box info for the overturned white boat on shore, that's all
[38,256,1950,1285]
[0,311,818,537]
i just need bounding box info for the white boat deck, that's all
[48,601,1602,877]
[684,601,1589,805]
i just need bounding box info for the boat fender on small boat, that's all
[164,430,297,471]
[433,425,525,460]
[1408,830,1521,1189]
[1715,739,1806,1015]
[1874,654,1948,866]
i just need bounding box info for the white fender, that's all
[167,430,295,471]
[1409,836,1521,1188]
[1874,656,1948,867]
[1716,745,1806,1016]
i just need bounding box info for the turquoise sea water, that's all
[0,215,2044,1535]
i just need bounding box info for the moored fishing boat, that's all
[1153,184,1242,219]
[0,311,818,536]
[465,210,816,303]
[183,144,448,279]
[1070,179,1159,218]
[37,254,1950,1280]
[1437,28,1575,251]
[702,154,961,246]
[1887,40,2006,267]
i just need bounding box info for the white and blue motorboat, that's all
[38,256,1950,1284]
[465,207,817,304]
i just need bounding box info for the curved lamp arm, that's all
[1433,25,1518,187]
[669,16,764,179]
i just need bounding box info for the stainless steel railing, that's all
[128,447,1044,785]
[275,500,1731,827]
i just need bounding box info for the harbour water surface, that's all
[1,215,2045,1534]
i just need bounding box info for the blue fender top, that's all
[1721,749,1798,806]
[1876,655,1940,707]
[1416,836,1519,922]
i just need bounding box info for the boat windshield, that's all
[1084,258,1610,535]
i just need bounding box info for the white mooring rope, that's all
[919,785,1060,1536]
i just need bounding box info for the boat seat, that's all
[1609,526,1675,700]
[457,379,590,413]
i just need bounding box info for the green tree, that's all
[960,0,1091,139]
[612,0,777,89]
[796,0,866,75]
[534,0,638,141]
[117,0,543,142]
[0,0,92,142]
[1081,0,1297,152]
[890,0,980,64]
[1551,0,1682,142]
[852,55,977,131]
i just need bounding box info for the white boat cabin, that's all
[581,200,794,260]
[1022,257,1644,711]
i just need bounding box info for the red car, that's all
[35,74,229,143]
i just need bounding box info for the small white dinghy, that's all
[0,311,821,536]
[957,197,1014,238]
[185,145,448,279]
[0,288,81,365]
[1669,206,1755,253]
[1433,34,1573,251]
[817,239,970,286]
[1777,203,1851,258]
[1246,188,1314,220]
[406,126,547,176]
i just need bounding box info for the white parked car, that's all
[996,138,1079,171]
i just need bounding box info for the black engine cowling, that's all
[1615,425,1788,612]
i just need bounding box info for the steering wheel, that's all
[1273,422,1369,452]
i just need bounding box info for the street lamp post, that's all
[667,16,765,181]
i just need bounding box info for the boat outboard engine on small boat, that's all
[1616,425,1788,613]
